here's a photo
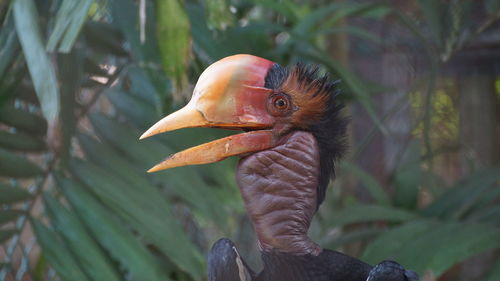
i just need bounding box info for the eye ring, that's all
[268,93,292,116]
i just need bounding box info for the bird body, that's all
[141,54,419,281]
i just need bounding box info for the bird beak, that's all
[140,54,278,172]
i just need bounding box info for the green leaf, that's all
[57,0,93,52]
[46,0,78,51]
[340,162,389,206]
[301,50,387,134]
[0,147,43,178]
[109,0,159,62]
[318,26,381,44]
[82,22,128,56]
[485,258,500,281]
[46,0,93,52]
[418,0,444,45]
[56,52,81,164]
[0,14,20,79]
[156,0,191,94]
[206,0,233,30]
[485,0,500,13]
[325,228,383,249]
[331,204,417,226]
[69,159,205,280]
[362,221,500,276]
[291,2,344,36]
[468,205,500,223]
[186,3,222,60]
[426,224,500,276]
[0,210,25,225]
[126,65,161,105]
[13,0,60,123]
[422,167,500,219]
[31,219,91,281]
[0,182,32,204]
[362,220,438,264]
[322,2,386,28]
[43,194,122,281]
[0,103,48,135]
[105,89,157,128]
[252,0,303,23]
[87,114,229,226]
[78,128,229,228]
[56,175,170,281]
[293,2,384,37]
[0,229,17,243]
[0,130,46,152]
[393,141,421,210]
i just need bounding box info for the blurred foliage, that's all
[0,0,499,281]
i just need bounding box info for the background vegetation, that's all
[0,0,499,281]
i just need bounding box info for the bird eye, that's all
[268,93,292,116]
[274,97,287,109]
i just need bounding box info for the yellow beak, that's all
[140,54,278,172]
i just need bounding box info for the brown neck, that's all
[236,131,322,256]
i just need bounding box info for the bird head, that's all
[140,54,347,206]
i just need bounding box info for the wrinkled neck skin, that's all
[236,131,321,256]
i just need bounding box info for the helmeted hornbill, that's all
[140,54,419,281]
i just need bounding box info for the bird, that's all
[140,54,419,281]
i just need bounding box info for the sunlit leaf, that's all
[13,0,60,123]
[156,0,191,98]
[206,0,233,30]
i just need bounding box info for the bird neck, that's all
[236,131,322,256]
